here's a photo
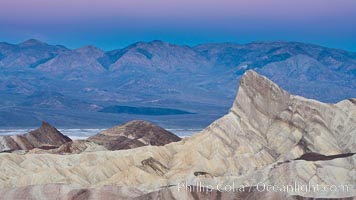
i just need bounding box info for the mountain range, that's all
[0,39,355,127]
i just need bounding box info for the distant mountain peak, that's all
[128,40,169,48]
[77,45,100,50]
[19,39,45,46]
[74,45,104,54]
[150,40,165,44]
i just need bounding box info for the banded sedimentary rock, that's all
[88,120,181,150]
[0,70,354,199]
[29,140,107,154]
[0,122,71,152]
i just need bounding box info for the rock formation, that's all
[25,120,180,154]
[88,120,181,150]
[0,70,354,199]
[28,140,107,154]
[0,122,71,152]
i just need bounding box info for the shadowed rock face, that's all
[0,122,71,152]
[0,71,354,200]
[88,120,181,150]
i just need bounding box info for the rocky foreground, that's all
[0,70,355,200]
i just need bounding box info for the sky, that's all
[0,0,356,51]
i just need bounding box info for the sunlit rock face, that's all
[0,70,354,199]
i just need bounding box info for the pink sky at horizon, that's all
[1,0,355,51]
[1,0,354,22]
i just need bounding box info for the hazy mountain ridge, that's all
[0,39,355,127]
[0,39,68,69]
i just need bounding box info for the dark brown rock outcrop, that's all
[0,121,71,152]
[88,120,181,150]
[295,152,355,161]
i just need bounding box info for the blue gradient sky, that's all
[1,0,356,51]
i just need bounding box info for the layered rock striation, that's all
[0,71,354,199]
[29,140,108,154]
[88,120,181,150]
[0,122,71,152]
